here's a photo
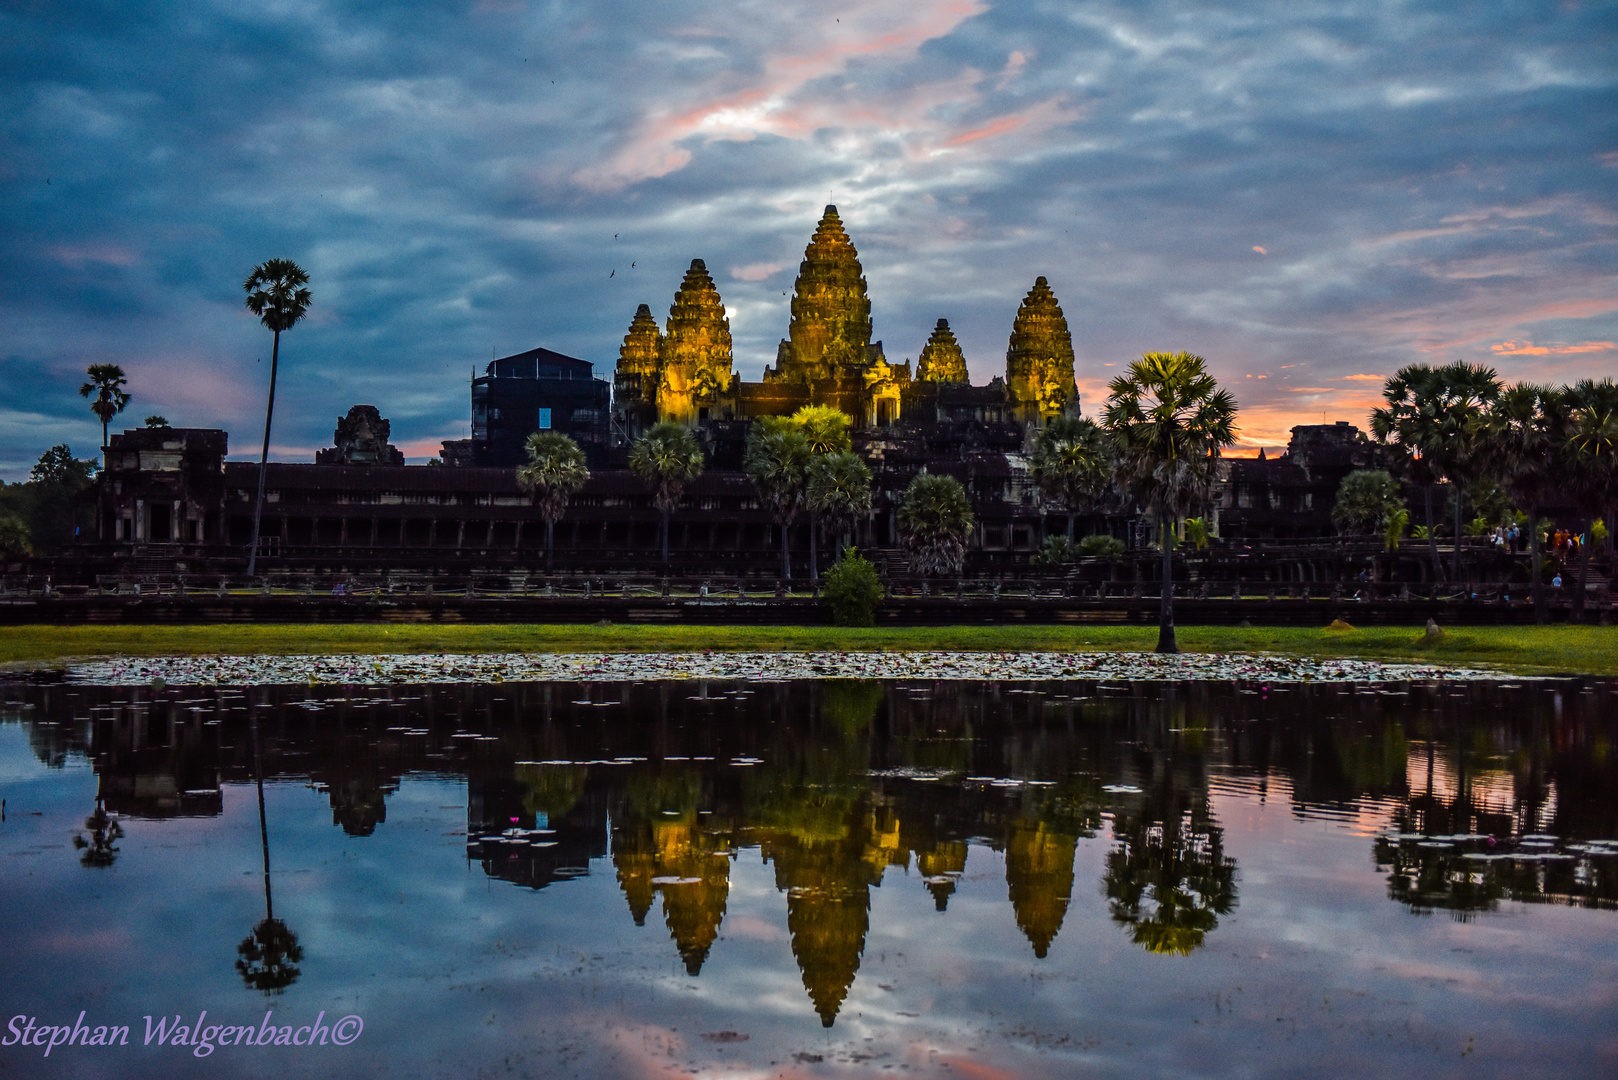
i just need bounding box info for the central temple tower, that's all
[769,206,876,386]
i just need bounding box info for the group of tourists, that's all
[1488,524,1523,554]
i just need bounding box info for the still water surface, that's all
[2,676,1615,1078]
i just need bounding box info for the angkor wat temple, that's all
[65,206,1378,581]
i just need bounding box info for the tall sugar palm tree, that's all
[1101,352,1238,654]
[517,431,590,572]
[743,423,810,579]
[1429,362,1500,583]
[791,405,853,577]
[1028,415,1112,541]
[896,471,974,576]
[243,258,312,577]
[1563,378,1618,623]
[1479,383,1567,622]
[1370,362,1499,584]
[79,363,130,450]
[806,451,872,563]
[628,421,704,567]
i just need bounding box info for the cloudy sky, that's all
[2,0,1613,477]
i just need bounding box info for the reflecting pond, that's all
[2,676,1616,1078]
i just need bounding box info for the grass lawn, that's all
[1,622,1614,676]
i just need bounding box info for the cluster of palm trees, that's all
[1370,363,1618,622]
[742,405,873,580]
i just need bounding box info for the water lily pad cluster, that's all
[63,650,1501,687]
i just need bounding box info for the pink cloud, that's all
[573,1,1007,188]
[1491,339,1616,356]
[730,261,785,282]
[1341,373,1384,381]
[1252,246,1267,255]
[943,113,1029,146]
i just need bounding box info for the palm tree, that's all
[791,405,853,577]
[743,422,810,579]
[1101,352,1237,654]
[1479,384,1567,622]
[1563,379,1618,623]
[79,363,130,449]
[243,259,312,577]
[1429,362,1501,582]
[628,422,704,567]
[1370,362,1499,584]
[896,471,974,576]
[791,404,853,455]
[806,451,873,563]
[1028,415,1112,541]
[517,432,589,572]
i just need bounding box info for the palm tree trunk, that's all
[1066,512,1075,542]
[1529,503,1545,624]
[809,512,819,581]
[546,519,555,573]
[1424,486,1441,582]
[247,328,281,577]
[1452,487,1464,586]
[1156,515,1178,654]
[780,520,791,580]
[661,507,670,566]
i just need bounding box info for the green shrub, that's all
[1077,534,1125,559]
[822,548,883,626]
[1032,535,1077,567]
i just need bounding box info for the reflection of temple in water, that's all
[11,675,1616,1024]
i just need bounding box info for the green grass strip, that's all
[2,623,1614,676]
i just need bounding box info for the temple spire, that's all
[916,319,968,384]
[776,205,873,386]
[1005,276,1077,421]
[657,259,733,425]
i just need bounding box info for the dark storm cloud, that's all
[1,0,1613,474]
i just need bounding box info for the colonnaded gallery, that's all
[80,207,1374,580]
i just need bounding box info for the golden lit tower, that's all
[657,260,734,425]
[916,319,968,384]
[774,206,874,385]
[618,303,663,383]
[1004,277,1078,422]
[614,303,666,436]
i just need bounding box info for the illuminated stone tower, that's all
[657,259,734,425]
[1004,277,1078,423]
[916,319,968,384]
[614,303,665,437]
[618,304,663,382]
[773,206,874,386]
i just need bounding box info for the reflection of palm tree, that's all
[73,798,123,868]
[238,708,301,994]
[1103,788,1236,956]
[236,917,303,994]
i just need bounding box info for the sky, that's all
[1,0,1614,478]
